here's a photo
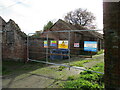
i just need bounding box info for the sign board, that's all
[50,41,57,47]
[74,43,79,47]
[44,41,48,48]
[58,40,68,49]
[84,41,97,52]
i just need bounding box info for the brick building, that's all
[28,37,52,60]
[0,16,27,62]
[41,19,103,55]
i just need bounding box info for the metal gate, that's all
[27,30,104,74]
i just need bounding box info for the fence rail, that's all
[27,29,103,74]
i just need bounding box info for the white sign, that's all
[74,43,79,47]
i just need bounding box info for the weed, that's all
[70,60,92,67]
[62,62,104,88]
[58,66,66,71]
[67,75,75,80]
[97,49,104,55]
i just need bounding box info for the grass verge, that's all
[70,58,100,67]
[97,49,104,55]
[62,62,104,89]
[2,61,45,75]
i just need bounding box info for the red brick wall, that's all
[2,20,27,62]
[2,30,27,62]
[103,2,120,88]
[28,38,46,60]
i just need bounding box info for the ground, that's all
[2,54,104,88]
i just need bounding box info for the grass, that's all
[58,66,66,71]
[90,62,104,73]
[67,75,76,80]
[62,62,104,89]
[69,50,104,68]
[0,62,2,75]
[2,52,104,76]
[70,59,99,67]
[97,49,104,55]
[2,61,45,75]
[2,53,104,88]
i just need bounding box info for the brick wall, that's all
[41,19,103,55]
[103,2,120,88]
[28,38,46,60]
[2,19,27,62]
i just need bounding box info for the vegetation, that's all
[67,75,76,80]
[0,63,2,75]
[3,54,104,88]
[97,49,104,55]
[64,8,96,29]
[2,61,45,75]
[31,30,42,38]
[62,62,104,89]
[43,21,54,30]
[70,59,98,67]
[31,21,54,37]
[58,66,66,71]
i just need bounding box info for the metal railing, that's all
[27,29,104,74]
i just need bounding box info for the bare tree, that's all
[64,8,96,29]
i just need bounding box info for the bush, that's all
[63,79,101,89]
[62,63,104,88]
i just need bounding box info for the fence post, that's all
[68,31,71,70]
[46,34,49,65]
[26,34,29,63]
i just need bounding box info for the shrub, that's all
[62,63,104,88]
[63,79,101,89]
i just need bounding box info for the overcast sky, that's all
[0,0,103,34]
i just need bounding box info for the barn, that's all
[0,16,27,62]
[41,19,103,55]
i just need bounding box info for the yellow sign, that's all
[58,40,68,49]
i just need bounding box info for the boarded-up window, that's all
[6,31,14,43]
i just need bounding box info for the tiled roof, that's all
[47,19,103,39]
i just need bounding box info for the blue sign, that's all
[84,41,97,52]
